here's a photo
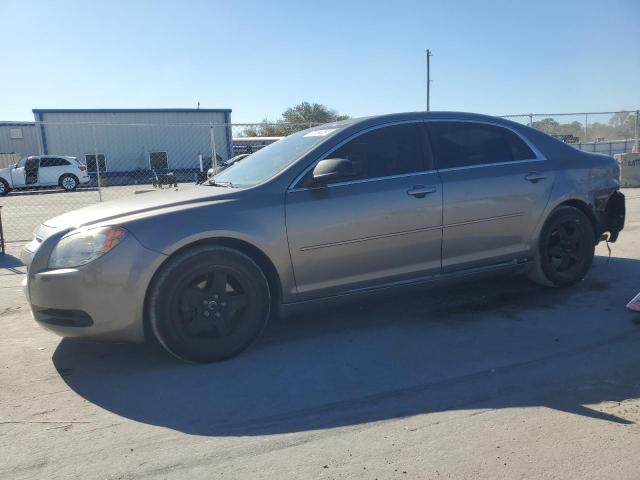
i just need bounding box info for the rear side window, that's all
[329,123,424,181]
[40,157,70,167]
[428,122,536,169]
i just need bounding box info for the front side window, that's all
[329,123,424,181]
[298,123,424,187]
[428,122,536,169]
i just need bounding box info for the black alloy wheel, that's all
[149,246,271,362]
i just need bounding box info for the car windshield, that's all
[210,125,346,187]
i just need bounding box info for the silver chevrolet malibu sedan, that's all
[21,112,626,362]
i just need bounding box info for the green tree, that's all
[530,112,637,142]
[609,111,630,128]
[531,118,562,135]
[241,102,349,137]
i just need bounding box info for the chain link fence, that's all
[501,110,640,155]
[1,111,638,243]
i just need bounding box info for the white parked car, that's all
[0,155,90,195]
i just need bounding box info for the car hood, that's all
[42,186,234,231]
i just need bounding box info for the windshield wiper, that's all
[207,179,235,188]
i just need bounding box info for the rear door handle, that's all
[524,172,546,183]
[406,185,437,198]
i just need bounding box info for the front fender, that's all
[117,192,298,302]
[0,171,12,185]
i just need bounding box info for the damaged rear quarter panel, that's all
[531,149,620,244]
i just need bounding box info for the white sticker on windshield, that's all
[303,128,337,137]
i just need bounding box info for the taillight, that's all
[79,165,87,171]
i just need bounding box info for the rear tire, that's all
[59,174,79,191]
[148,245,271,363]
[0,178,10,196]
[529,206,595,287]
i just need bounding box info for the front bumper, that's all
[603,191,625,242]
[23,230,167,343]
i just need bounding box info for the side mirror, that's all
[311,158,355,185]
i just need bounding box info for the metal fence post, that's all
[0,206,5,254]
[91,124,103,202]
[210,123,218,176]
[529,113,533,127]
[584,113,588,143]
[635,110,639,153]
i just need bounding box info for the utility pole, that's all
[635,110,639,154]
[425,49,433,111]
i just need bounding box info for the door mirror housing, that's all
[311,158,355,185]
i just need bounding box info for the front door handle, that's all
[406,185,437,198]
[524,172,546,183]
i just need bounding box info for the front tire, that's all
[0,178,10,196]
[60,174,79,191]
[529,206,595,287]
[148,245,271,363]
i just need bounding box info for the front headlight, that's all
[48,226,127,269]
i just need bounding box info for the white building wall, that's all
[0,123,40,158]
[34,110,232,177]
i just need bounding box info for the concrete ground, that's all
[1,190,639,479]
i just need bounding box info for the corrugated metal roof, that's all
[32,108,232,114]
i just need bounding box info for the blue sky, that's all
[1,0,638,122]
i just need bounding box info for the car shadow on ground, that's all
[52,255,640,437]
[3,187,97,197]
[0,252,24,272]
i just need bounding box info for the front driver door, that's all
[286,122,443,299]
[10,158,28,186]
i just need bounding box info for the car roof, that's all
[27,155,77,160]
[341,111,519,127]
[308,111,579,161]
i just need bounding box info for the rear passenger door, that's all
[39,157,68,185]
[427,121,555,273]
